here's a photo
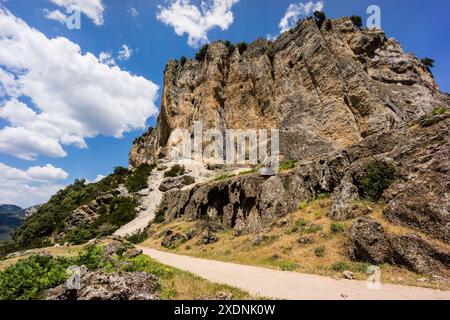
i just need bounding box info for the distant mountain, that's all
[0,204,36,242]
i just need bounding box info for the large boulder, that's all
[158,175,195,192]
[46,271,159,300]
[348,217,391,264]
[161,230,186,248]
[390,234,450,275]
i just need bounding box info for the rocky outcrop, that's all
[46,270,159,300]
[348,217,391,265]
[158,175,195,192]
[348,218,450,275]
[130,17,447,167]
[62,193,114,234]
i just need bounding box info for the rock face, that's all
[348,217,391,265]
[158,175,195,192]
[130,17,446,167]
[348,218,450,275]
[62,193,114,234]
[46,270,159,300]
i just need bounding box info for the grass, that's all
[278,160,298,172]
[164,164,185,178]
[0,242,254,300]
[141,196,450,291]
[432,107,448,115]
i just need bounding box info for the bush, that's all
[278,260,298,271]
[107,196,138,227]
[314,245,326,257]
[433,107,448,115]
[62,227,93,245]
[331,261,350,272]
[125,229,149,244]
[236,42,248,54]
[195,44,209,61]
[76,245,103,270]
[164,164,185,178]
[313,11,326,27]
[350,15,363,28]
[279,160,298,171]
[126,163,155,193]
[0,255,73,300]
[330,223,344,233]
[179,56,187,66]
[356,160,396,201]
[11,168,132,252]
[421,57,435,69]
[154,201,167,224]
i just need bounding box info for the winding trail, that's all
[114,170,165,237]
[139,247,450,300]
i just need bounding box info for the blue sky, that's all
[0,0,449,207]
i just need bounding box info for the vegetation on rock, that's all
[356,160,396,201]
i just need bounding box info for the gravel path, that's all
[139,247,450,300]
[114,170,165,237]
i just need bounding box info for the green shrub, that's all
[314,245,326,257]
[313,11,326,27]
[195,44,209,61]
[330,223,344,233]
[76,245,103,270]
[433,107,448,115]
[154,201,167,224]
[278,260,298,271]
[107,196,138,227]
[421,57,435,70]
[331,261,350,272]
[62,227,93,245]
[236,42,248,54]
[350,15,363,28]
[356,160,396,201]
[125,229,149,244]
[0,255,73,300]
[180,56,187,66]
[164,164,185,178]
[303,224,322,234]
[279,160,298,171]
[126,163,155,193]
[11,168,131,252]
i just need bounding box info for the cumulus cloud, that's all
[0,9,159,160]
[0,162,68,207]
[157,0,240,47]
[128,7,139,17]
[279,1,324,33]
[99,51,116,66]
[48,0,105,26]
[118,45,132,61]
[43,9,68,24]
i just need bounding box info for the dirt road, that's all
[139,247,450,300]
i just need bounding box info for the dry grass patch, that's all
[143,197,450,291]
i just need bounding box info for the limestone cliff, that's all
[130,17,447,167]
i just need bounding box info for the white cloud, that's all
[0,9,159,160]
[0,162,68,207]
[157,0,240,48]
[86,174,105,184]
[128,7,138,17]
[48,0,105,26]
[99,51,116,66]
[26,164,69,181]
[43,9,68,24]
[279,1,324,33]
[118,44,132,61]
